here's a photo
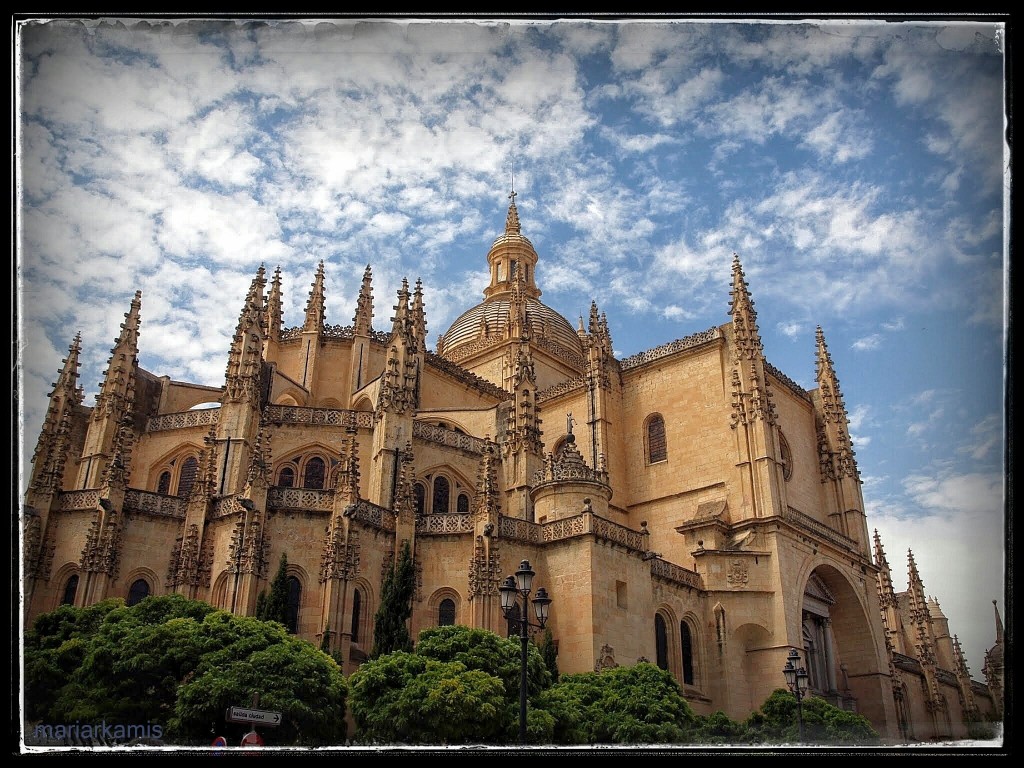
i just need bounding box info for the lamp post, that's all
[782,648,809,742]
[498,560,552,745]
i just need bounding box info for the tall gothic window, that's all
[433,476,450,515]
[457,493,470,514]
[655,613,669,670]
[414,483,426,517]
[286,576,302,634]
[439,598,456,626]
[351,589,362,643]
[681,621,695,685]
[303,457,326,490]
[127,578,150,607]
[278,466,295,488]
[61,574,79,606]
[177,456,199,498]
[646,415,667,464]
[157,471,171,495]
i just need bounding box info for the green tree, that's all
[349,624,553,745]
[538,662,697,745]
[741,689,880,745]
[24,595,347,746]
[539,627,559,683]
[256,553,290,627]
[370,541,415,658]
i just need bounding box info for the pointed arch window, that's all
[655,613,669,670]
[303,457,326,490]
[433,476,450,515]
[414,483,426,517]
[278,466,295,488]
[61,574,79,606]
[351,588,362,643]
[177,456,199,498]
[457,493,470,515]
[127,578,150,607]
[646,415,667,464]
[286,576,302,634]
[157,471,171,495]
[680,621,695,685]
[439,598,456,626]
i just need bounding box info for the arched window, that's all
[414,483,426,517]
[646,415,667,464]
[680,621,695,685]
[439,598,456,626]
[127,578,150,607]
[278,466,295,488]
[303,457,326,490]
[432,476,450,514]
[351,589,362,643]
[157,471,171,495]
[61,574,78,606]
[177,456,200,497]
[286,576,302,634]
[779,432,793,481]
[655,614,669,670]
[457,493,470,515]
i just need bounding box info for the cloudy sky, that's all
[14,15,1007,679]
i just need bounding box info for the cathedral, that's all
[21,193,1002,743]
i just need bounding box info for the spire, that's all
[225,266,267,403]
[412,278,427,352]
[98,416,134,489]
[873,529,898,608]
[335,417,361,502]
[728,254,762,358]
[353,264,374,336]
[390,278,412,340]
[993,599,1004,644]
[393,442,416,525]
[815,325,858,480]
[30,334,84,488]
[266,266,283,343]
[303,260,326,333]
[506,186,521,235]
[93,291,142,424]
[473,437,501,523]
[245,423,273,491]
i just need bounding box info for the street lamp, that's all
[498,560,553,745]
[782,648,809,742]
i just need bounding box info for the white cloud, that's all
[852,334,882,351]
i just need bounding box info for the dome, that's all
[438,296,585,363]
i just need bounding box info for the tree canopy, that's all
[370,541,416,658]
[24,594,347,746]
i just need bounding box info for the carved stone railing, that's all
[347,499,395,532]
[893,653,923,674]
[591,515,648,551]
[765,361,812,402]
[532,336,586,372]
[416,513,474,535]
[498,515,542,543]
[650,557,703,590]
[267,487,335,511]
[619,327,722,371]
[536,375,586,402]
[264,406,374,429]
[212,495,246,519]
[147,408,220,432]
[124,489,186,519]
[59,489,101,510]
[279,326,390,343]
[499,512,650,552]
[413,421,488,454]
[782,507,859,553]
[425,351,511,401]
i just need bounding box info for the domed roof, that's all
[439,296,585,363]
[436,194,586,367]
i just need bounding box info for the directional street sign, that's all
[226,706,283,727]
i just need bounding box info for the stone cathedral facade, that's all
[21,195,1001,742]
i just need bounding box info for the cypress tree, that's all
[257,553,290,627]
[370,541,415,658]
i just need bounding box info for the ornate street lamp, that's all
[498,560,553,745]
[783,648,810,742]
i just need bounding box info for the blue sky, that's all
[14,16,1007,680]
